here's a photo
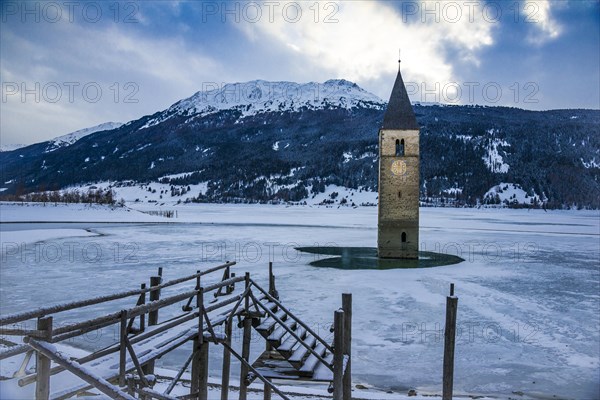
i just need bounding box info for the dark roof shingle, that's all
[382,67,419,130]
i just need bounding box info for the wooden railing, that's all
[0,261,353,400]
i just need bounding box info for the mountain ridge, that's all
[1,79,598,209]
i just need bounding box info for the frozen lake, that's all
[1,205,598,399]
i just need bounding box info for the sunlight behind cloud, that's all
[237,1,495,90]
[525,0,563,45]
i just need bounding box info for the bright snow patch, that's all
[455,134,472,142]
[484,183,543,206]
[0,144,26,152]
[140,79,385,129]
[581,157,600,168]
[45,122,122,153]
[482,130,510,173]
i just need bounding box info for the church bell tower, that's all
[378,58,420,259]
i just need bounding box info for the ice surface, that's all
[0,202,168,223]
[0,205,598,399]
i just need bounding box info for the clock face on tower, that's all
[391,160,407,176]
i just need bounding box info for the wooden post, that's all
[148,276,161,325]
[443,284,458,400]
[239,273,251,400]
[198,340,209,400]
[191,341,200,395]
[228,272,236,295]
[198,282,208,400]
[333,310,344,400]
[264,378,272,400]
[191,276,205,398]
[144,275,161,377]
[342,294,352,400]
[119,311,127,387]
[268,262,274,295]
[221,320,232,400]
[139,283,146,332]
[264,333,272,400]
[35,316,52,400]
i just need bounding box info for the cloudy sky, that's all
[1,0,599,145]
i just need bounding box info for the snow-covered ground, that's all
[55,180,378,207]
[0,228,98,246]
[0,205,598,399]
[0,202,169,223]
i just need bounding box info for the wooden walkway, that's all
[0,262,352,400]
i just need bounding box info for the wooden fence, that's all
[0,261,352,400]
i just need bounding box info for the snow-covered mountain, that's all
[0,143,26,152]
[0,79,598,209]
[45,122,123,152]
[141,79,384,129]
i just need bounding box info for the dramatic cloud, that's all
[524,0,563,45]
[236,1,495,97]
[1,20,223,144]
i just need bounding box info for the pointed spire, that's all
[382,57,419,130]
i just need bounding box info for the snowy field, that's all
[0,203,598,399]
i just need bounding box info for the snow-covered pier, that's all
[0,262,352,400]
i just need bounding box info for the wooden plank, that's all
[250,351,333,382]
[253,301,277,321]
[221,343,291,400]
[249,280,334,354]
[266,319,297,346]
[277,326,306,357]
[255,309,286,334]
[0,343,29,361]
[288,335,316,368]
[25,337,135,400]
[298,343,327,377]
[136,386,178,400]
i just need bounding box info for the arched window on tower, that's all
[395,139,405,156]
[401,232,407,242]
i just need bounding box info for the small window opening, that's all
[395,139,405,156]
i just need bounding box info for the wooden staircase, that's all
[245,295,334,385]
